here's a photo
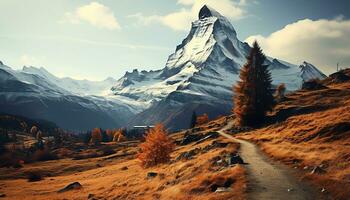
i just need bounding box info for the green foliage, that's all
[233,41,274,127]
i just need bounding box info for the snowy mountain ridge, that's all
[0,5,327,131]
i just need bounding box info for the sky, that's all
[0,0,349,80]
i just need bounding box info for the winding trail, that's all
[218,123,320,200]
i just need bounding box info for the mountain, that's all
[0,5,327,132]
[113,5,327,131]
[0,62,138,131]
[299,61,327,81]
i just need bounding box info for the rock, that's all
[176,148,201,161]
[227,153,244,165]
[321,188,326,193]
[194,132,219,145]
[302,80,327,90]
[329,70,350,83]
[215,187,232,193]
[180,134,203,145]
[58,182,82,193]
[120,166,128,170]
[0,193,6,198]
[88,194,95,199]
[202,141,228,152]
[311,166,326,174]
[287,188,294,192]
[147,172,158,179]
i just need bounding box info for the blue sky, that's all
[0,0,349,80]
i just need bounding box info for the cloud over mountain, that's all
[245,18,350,74]
[129,0,246,31]
[64,2,121,30]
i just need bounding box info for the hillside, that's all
[233,69,350,199]
[0,123,247,200]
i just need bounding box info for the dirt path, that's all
[218,123,320,200]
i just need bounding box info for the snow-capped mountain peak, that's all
[299,61,327,81]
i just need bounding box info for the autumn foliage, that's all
[91,128,102,145]
[113,129,125,142]
[137,124,175,168]
[196,113,209,125]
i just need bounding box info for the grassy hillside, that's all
[234,69,350,199]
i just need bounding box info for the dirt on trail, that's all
[218,123,322,200]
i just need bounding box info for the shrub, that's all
[30,126,38,136]
[113,129,125,142]
[33,148,58,161]
[137,124,175,168]
[90,128,102,145]
[101,146,116,156]
[197,113,209,125]
[275,83,286,102]
[27,171,43,182]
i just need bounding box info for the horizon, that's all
[1,0,350,81]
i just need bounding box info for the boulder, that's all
[302,80,327,90]
[58,182,82,193]
[227,153,244,165]
[311,166,326,174]
[215,187,232,193]
[176,148,201,161]
[180,134,202,145]
[147,172,158,179]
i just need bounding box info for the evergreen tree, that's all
[233,41,274,126]
[190,111,197,128]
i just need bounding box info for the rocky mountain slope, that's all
[0,63,138,131]
[0,5,327,132]
[114,5,326,131]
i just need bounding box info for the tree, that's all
[90,128,102,145]
[106,129,114,141]
[113,129,125,142]
[30,126,38,137]
[190,111,197,128]
[233,41,274,127]
[196,113,209,125]
[275,83,286,102]
[137,123,175,168]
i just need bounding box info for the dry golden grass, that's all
[0,130,246,200]
[237,81,350,200]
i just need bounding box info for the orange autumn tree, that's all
[196,113,209,125]
[91,128,102,145]
[113,129,125,142]
[137,123,175,168]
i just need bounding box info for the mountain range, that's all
[0,5,327,131]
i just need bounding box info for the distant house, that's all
[131,125,155,137]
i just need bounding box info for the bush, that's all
[27,171,43,182]
[137,124,175,168]
[90,128,102,145]
[197,113,209,125]
[101,146,115,156]
[33,148,58,161]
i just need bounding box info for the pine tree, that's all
[233,41,274,126]
[190,111,197,128]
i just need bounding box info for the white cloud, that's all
[245,18,350,74]
[63,2,120,30]
[130,0,246,31]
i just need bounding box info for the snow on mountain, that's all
[116,5,327,131]
[0,5,327,131]
[0,62,137,130]
[299,61,327,81]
